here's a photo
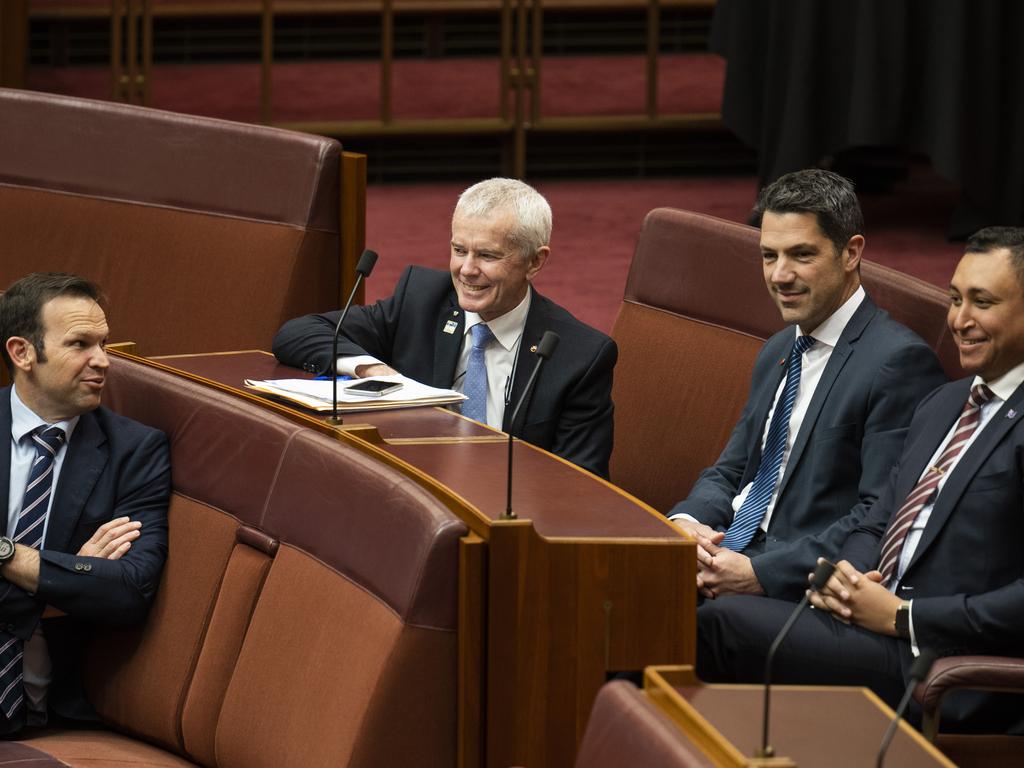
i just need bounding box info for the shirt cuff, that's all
[337,355,383,377]
[908,600,920,656]
[668,513,700,524]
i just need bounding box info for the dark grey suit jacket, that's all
[273,266,617,477]
[669,296,947,597]
[0,389,170,728]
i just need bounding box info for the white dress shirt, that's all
[8,386,80,724]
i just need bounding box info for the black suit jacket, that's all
[670,296,947,597]
[273,266,618,477]
[842,377,1024,658]
[0,388,171,727]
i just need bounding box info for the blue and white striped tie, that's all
[0,425,65,721]
[462,323,494,423]
[720,335,814,551]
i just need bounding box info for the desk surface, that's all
[154,350,680,540]
[646,667,955,768]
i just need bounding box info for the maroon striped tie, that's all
[877,384,994,586]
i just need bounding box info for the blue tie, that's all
[721,335,814,552]
[462,323,495,423]
[0,425,66,721]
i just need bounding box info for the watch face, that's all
[0,538,13,561]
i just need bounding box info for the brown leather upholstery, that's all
[575,681,714,768]
[915,655,1024,764]
[610,207,961,513]
[0,87,346,355]
[18,353,466,767]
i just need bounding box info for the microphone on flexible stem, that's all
[876,649,937,768]
[503,331,559,520]
[328,249,379,426]
[756,558,836,758]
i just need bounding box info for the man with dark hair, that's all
[669,169,946,599]
[698,227,1024,733]
[273,178,617,478]
[0,272,170,735]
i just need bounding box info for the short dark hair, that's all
[964,226,1024,290]
[0,272,105,375]
[751,169,865,255]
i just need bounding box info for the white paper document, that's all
[244,374,467,412]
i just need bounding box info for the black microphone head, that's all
[536,331,560,359]
[809,559,836,591]
[909,649,937,681]
[356,249,379,277]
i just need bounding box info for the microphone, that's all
[328,249,378,425]
[503,331,559,520]
[876,649,937,768]
[756,558,836,758]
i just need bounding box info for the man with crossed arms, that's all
[669,169,945,600]
[698,227,1024,733]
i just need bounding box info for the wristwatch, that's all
[0,536,16,566]
[894,601,912,640]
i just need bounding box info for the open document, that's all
[243,374,467,412]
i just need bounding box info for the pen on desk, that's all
[315,374,353,381]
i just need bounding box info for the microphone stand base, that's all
[325,416,344,426]
[500,511,517,520]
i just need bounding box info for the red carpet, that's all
[366,171,964,335]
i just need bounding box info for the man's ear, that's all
[526,246,550,281]
[843,234,865,273]
[5,336,36,374]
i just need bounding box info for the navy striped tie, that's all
[721,335,814,551]
[0,426,66,721]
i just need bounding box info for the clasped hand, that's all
[808,557,902,636]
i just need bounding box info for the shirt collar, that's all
[975,359,1024,403]
[463,289,532,352]
[795,285,866,348]
[10,386,80,446]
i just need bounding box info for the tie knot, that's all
[32,426,66,456]
[471,323,495,350]
[969,383,995,408]
[792,335,815,358]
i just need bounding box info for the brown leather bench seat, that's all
[0,87,354,355]
[3,353,466,767]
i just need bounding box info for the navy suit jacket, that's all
[842,377,1024,658]
[273,266,618,478]
[670,296,947,597]
[0,388,170,724]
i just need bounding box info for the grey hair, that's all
[454,178,552,259]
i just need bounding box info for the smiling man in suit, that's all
[668,169,946,600]
[273,177,617,478]
[697,227,1024,732]
[0,272,170,735]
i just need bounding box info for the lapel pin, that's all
[443,320,458,335]
[778,357,786,366]
[530,345,538,353]
[1007,409,1018,419]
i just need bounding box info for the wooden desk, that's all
[138,349,696,768]
[644,667,955,768]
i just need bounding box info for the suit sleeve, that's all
[272,266,416,375]
[0,428,172,638]
[549,336,617,478]
[32,428,171,627]
[752,341,947,598]
[913,577,1024,656]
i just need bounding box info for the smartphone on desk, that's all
[345,379,404,397]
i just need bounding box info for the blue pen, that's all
[314,374,353,381]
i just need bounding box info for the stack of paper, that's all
[243,374,467,412]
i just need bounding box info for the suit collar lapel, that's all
[0,390,11,538]
[433,293,465,388]
[45,409,107,552]
[776,299,877,497]
[907,381,1024,570]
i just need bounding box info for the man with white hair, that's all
[274,178,618,478]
